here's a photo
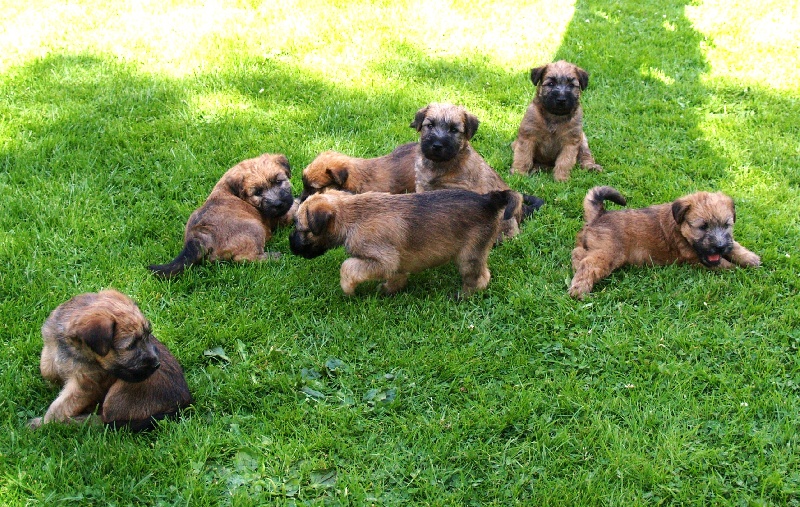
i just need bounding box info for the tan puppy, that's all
[300,142,416,201]
[569,186,761,299]
[411,103,544,239]
[29,290,193,431]
[149,153,295,278]
[511,60,602,181]
[289,189,512,297]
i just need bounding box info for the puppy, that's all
[29,290,193,431]
[289,189,512,297]
[300,142,417,201]
[511,60,602,181]
[148,153,295,278]
[569,186,761,299]
[411,102,544,240]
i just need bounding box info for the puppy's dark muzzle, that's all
[261,192,294,217]
[289,231,328,259]
[543,90,577,116]
[420,135,458,162]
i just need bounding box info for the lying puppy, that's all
[411,102,544,240]
[511,60,602,181]
[149,153,295,278]
[569,186,761,299]
[289,189,512,297]
[29,290,193,431]
[300,142,416,201]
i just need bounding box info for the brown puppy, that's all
[289,189,512,297]
[511,60,602,181]
[411,102,544,240]
[569,186,761,299]
[300,142,416,201]
[148,153,295,278]
[29,290,193,431]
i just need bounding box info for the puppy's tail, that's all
[583,186,626,223]
[148,239,205,279]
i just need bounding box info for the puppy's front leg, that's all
[578,133,603,172]
[511,138,537,175]
[340,257,391,295]
[553,143,579,182]
[727,241,761,267]
[42,375,105,425]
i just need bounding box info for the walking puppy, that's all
[511,60,602,181]
[300,142,417,201]
[289,189,512,297]
[148,153,295,278]
[29,290,193,431]
[569,186,761,299]
[411,103,543,240]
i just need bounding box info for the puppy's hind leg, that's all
[568,251,621,299]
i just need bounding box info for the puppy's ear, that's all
[79,314,115,356]
[530,65,548,86]
[326,167,348,187]
[275,154,291,178]
[671,198,691,224]
[463,111,480,140]
[410,106,429,131]
[576,67,589,90]
[307,204,334,236]
[225,173,245,199]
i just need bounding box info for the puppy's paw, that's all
[27,417,43,429]
[584,162,603,172]
[568,281,591,299]
[738,251,761,267]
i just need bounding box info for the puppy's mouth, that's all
[700,253,722,267]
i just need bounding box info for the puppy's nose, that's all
[431,141,443,151]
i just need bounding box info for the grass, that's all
[1,0,799,505]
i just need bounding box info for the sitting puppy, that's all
[289,189,512,297]
[569,186,761,299]
[29,290,193,431]
[149,153,295,278]
[511,60,602,181]
[300,142,417,201]
[411,103,543,240]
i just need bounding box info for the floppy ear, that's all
[671,199,691,224]
[326,167,348,186]
[576,67,589,90]
[410,106,429,131]
[225,172,245,198]
[79,314,115,356]
[275,154,291,178]
[530,65,548,86]
[308,205,333,236]
[463,111,480,140]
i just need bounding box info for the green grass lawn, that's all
[1,0,799,505]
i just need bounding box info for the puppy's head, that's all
[289,193,341,259]
[300,151,352,201]
[410,103,479,163]
[531,60,589,116]
[671,192,737,267]
[68,290,161,383]
[224,153,294,218]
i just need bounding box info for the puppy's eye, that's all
[449,125,459,133]
[698,222,708,231]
